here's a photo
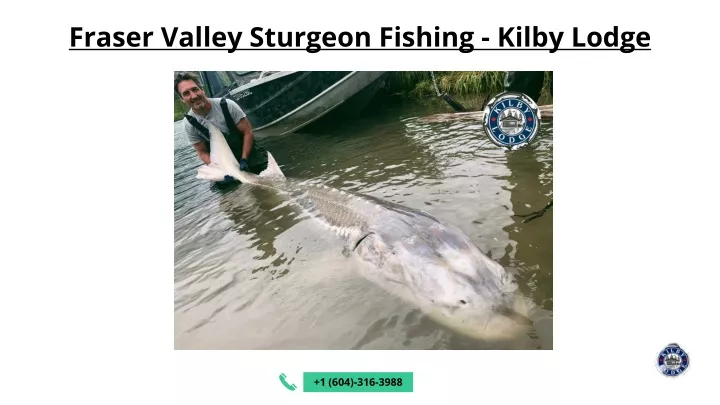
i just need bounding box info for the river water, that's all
[174,100,553,350]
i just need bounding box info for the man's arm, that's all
[236,117,253,160]
[192,141,212,165]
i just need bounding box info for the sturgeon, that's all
[197,122,534,341]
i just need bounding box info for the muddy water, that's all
[174,101,553,349]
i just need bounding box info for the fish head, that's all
[360,215,528,340]
[393,220,515,309]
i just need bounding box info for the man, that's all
[175,71,267,183]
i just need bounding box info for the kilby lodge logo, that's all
[657,343,689,377]
[482,92,540,150]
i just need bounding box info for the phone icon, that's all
[279,373,297,391]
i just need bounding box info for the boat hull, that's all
[201,71,388,137]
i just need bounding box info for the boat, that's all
[197,71,388,137]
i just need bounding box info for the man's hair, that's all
[174,71,202,96]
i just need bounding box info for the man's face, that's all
[177,80,208,111]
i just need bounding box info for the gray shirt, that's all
[184,98,247,145]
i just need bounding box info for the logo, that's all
[657,343,690,377]
[482,92,541,150]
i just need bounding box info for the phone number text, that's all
[313,377,403,388]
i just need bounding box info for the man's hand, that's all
[235,118,254,165]
[217,175,235,185]
[239,158,249,171]
[192,142,212,165]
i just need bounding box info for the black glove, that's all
[239,158,249,171]
[217,175,235,185]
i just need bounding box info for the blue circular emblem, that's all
[657,343,689,377]
[482,92,541,150]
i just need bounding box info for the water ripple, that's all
[174,104,553,349]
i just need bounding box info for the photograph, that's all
[173,70,553,350]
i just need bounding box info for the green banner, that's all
[303,372,413,392]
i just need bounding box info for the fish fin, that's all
[259,152,286,180]
[197,163,229,181]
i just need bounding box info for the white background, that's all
[1,0,717,404]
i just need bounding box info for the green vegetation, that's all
[174,93,187,121]
[385,71,507,98]
[381,71,553,109]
